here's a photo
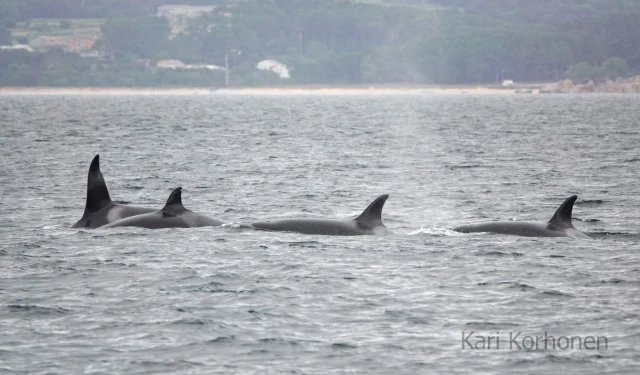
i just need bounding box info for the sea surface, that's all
[0,93,639,374]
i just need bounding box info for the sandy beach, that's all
[0,86,519,95]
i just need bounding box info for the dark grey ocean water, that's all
[0,93,639,374]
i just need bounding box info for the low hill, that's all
[1,0,639,87]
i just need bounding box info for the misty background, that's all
[0,0,638,87]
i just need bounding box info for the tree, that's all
[602,56,630,80]
[0,25,10,45]
[102,16,170,58]
[60,19,72,29]
[564,62,602,83]
[0,1,24,27]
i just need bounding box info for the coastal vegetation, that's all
[1,0,639,87]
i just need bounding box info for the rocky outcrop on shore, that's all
[541,76,640,93]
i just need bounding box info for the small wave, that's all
[201,288,244,294]
[384,310,411,318]
[620,331,640,340]
[7,304,71,315]
[478,281,536,291]
[585,278,627,286]
[587,232,639,240]
[508,353,603,366]
[129,359,205,369]
[169,318,208,325]
[475,250,516,257]
[574,218,601,223]
[224,223,252,229]
[481,251,506,256]
[282,264,302,271]
[409,226,463,236]
[90,231,153,238]
[578,199,605,207]
[258,338,300,345]
[546,354,593,364]
[198,280,223,288]
[20,242,43,249]
[295,194,317,199]
[536,290,574,298]
[612,131,640,135]
[195,279,246,294]
[287,241,321,248]
[507,282,536,290]
[331,342,357,349]
[206,336,235,344]
[465,321,520,329]
[449,164,485,169]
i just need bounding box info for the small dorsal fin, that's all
[162,187,188,215]
[85,154,112,213]
[548,195,577,229]
[355,194,389,226]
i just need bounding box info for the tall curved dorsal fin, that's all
[85,154,112,213]
[162,187,188,215]
[548,195,577,229]
[355,194,389,226]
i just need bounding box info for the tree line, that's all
[1,0,639,87]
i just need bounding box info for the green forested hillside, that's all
[1,0,638,87]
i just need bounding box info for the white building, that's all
[0,44,35,52]
[502,79,514,87]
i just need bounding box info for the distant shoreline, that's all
[4,80,636,95]
[0,86,521,95]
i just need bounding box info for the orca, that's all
[453,195,590,238]
[73,155,155,228]
[251,194,389,236]
[101,187,223,229]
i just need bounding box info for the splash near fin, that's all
[548,195,578,229]
[162,187,187,215]
[355,194,389,227]
[85,154,112,213]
